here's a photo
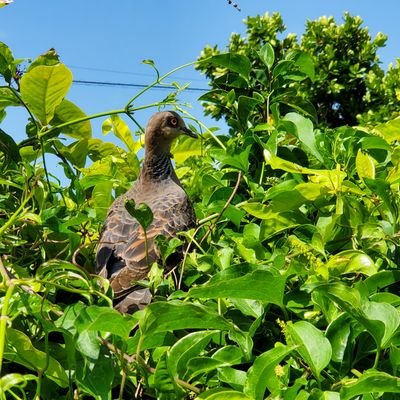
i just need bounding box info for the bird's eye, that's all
[170,117,178,127]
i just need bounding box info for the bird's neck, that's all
[140,148,176,182]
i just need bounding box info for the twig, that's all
[199,171,242,245]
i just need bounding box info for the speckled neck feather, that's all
[140,147,174,181]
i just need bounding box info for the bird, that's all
[96,111,197,313]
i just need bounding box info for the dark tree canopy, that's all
[197,12,400,128]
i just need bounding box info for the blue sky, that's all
[1,0,399,154]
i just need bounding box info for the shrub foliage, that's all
[1,12,400,400]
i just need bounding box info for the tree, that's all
[196,12,400,128]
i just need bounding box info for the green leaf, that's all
[286,321,332,378]
[218,368,247,391]
[167,331,218,378]
[258,43,275,69]
[211,146,251,172]
[241,202,308,239]
[26,48,60,72]
[207,53,251,81]
[152,351,181,398]
[323,250,378,277]
[125,199,154,230]
[75,305,138,338]
[5,328,69,388]
[139,301,237,337]
[0,128,21,164]
[356,149,375,179]
[104,114,142,153]
[187,268,286,306]
[287,50,315,81]
[92,180,113,220]
[187,357,232,379]
[283,113,323,162]
[199,391,253,400]
[340,370,400,400]
[75,348,114,400]
[171,133,203,163]
[237,95,263,126]
[213,346,243,365]
[313,283,400,348]
[51,99,92,139]
[0,373,38,393]
[364,178,395,221]
[0,41,15,83]
[20,64,73,125]
[374,117,400,143]
[364,271,400,295]
[325,313,352,363]
[244,345,294,400]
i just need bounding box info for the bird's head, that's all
[145,111,197,153]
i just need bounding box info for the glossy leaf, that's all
[313,283,400,348]
[104,114,142,153]
[258,43,275,69]
[244,345,294,400]
[171,133,203,163]
[5,328,69,388]
[125,199,154,230]
[139,301,237,337]
[286,321,332,378]
[341,370,400,400]
[207,53,251,81]
[20,64,73,125]
[283,112,323,162]
[356,149,375,179]
[51,99,92,139]
[167,331,218,378]
[198,390,253,400]
[187,267,286,306]
[75,305,138,338]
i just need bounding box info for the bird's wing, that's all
[96,189,195,296]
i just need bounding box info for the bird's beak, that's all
[181,126,198,139]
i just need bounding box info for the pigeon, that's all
[96,111,197,313]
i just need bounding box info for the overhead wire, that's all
[72,79,209,92]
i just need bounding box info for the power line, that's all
[70,64,206,83]
[72,79,209,92]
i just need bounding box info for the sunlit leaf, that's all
[103,114,142,153]
[139,301,238,337]
[20,64,73,125]
[356,149,375,179]
[206,53,251,81]
[341,370,400,400]
[187,267,286,306]
[51,99,92,139]
[5,328,69,388]
[258,43,275,70]
[283,112,323,162]
[244,345,294,400]
[171,133,203,163]
[167,331,218,378]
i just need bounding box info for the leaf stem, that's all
[0,191,33,239]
